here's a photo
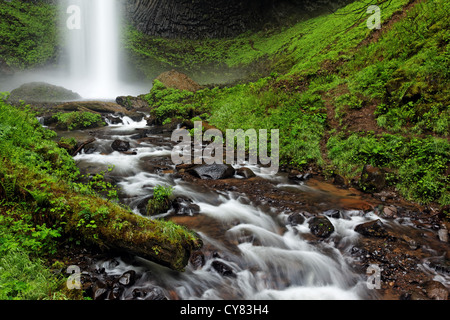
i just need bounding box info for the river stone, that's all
[118,270,137,286]
[354,219,388,238]
[190,251,206,270]
[131,286,168,300]
[287,212,305,226]
[172,197,200,216]
[111,139,131,152]
[236,167,256,179]
[211,260,235,277]
[308,216,335,238]
[188,163,235,180]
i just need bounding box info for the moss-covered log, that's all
[61,192,203,271]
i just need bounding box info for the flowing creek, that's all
[56,114,449,300]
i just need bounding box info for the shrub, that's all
[52,112,105,131]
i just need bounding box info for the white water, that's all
[72,116,379,300]
[64,0,121,99]
[0,0,150,99]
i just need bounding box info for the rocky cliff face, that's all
[124,0,353,39]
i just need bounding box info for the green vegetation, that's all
[52,111,105,131]
[146,185,174,216]
[0,94,201,298]
[140,0,449,206]
[0,1,58,69]
[0,248,67,300]
[1,0,449,300]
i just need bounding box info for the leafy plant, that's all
[52,112,105,131]
[146,185,174,216]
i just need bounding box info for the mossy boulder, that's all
[8,82,81,103]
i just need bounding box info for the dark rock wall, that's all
[124,0,354,39]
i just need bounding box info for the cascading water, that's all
[61,115,450,300]
[63,0,120,99]
[70,116,381,300]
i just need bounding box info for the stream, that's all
[56,114,449,300]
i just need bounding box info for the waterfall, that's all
[63,0,120,99]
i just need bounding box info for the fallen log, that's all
[72,137,96,156]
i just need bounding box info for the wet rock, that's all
[190,251,206,270]
[322,209,341,219]
[132,286,168,300]
[287,212,305,226]
[211,260,235,277]
[188,163,235,180]
[130,128,149,139]
[359,165,386,192]
[355,219,388,238]
[308,216,335,238]
[116,96,149,110]
[172,197,200,216]
[104,114,123,125]
[236,167,256,179]
[92,280,109,300]
[111,139,130,152]
[118,270,137,286]
[424,281,449,300]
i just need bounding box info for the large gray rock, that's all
[188,163,235,180]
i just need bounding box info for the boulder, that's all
[354,219,388,238]
[308,216,335,238]
[211,260,235,277]
[171,197,200,216]
[8,82,81,103]
[236,167,256,179]
[111,139,131,152]
[116,95,149,110]
[155,70,201,92]
[188,163,235,180]
[359,165,386,192]
[287,212,305,226]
